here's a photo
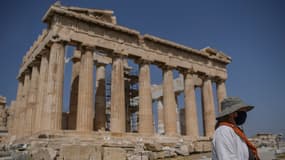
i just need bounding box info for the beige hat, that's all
[216,97,254,119]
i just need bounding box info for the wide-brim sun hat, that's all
[216,96,254,119]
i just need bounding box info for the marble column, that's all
[138,61,153,134]
[22,70,31,137]
[76,47,94,131]
[162,67,177,136]
[15,78,24,137]
[8,101,16,136]
[216,79,227,112]
[26,61,40,135]
[43,42,65,130]
[68,49,81,130]
[184,72,199,138]
[157,99,164,134]
[201,76,215,137]
[110,55,126,133]
[94,63,106,131]
[35,53,49,132]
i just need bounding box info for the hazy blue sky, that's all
[0,0,284,136]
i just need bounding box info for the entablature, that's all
[18,3,231,81]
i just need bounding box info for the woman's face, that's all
[233,111,247,125]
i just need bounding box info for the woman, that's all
[212,97,260,160]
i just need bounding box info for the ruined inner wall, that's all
[0,96,7,131]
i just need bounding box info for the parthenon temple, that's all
[5,3,231,159]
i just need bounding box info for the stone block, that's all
[127,151,153,160]
[193,140,211,152]
[103,147,126,160]
[175,144,189,156]
[31,147,57,160]
[60,145,102,160]
[144,143,162,152]
[153,150,177,159]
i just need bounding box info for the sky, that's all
[0,0,285,137]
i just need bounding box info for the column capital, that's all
[24,68,31,75]
[135,59,152,65]
[71,48,81,63]
[50,35,66,44]
[30,60,41,67]
[81,45,95,52]
[17,74,25,81]
[213,76,226,83]
[180,68,196,76]
[96,62,107,67]
[197,72,213,81]
[39,48,50,56]
[160,65,175,71]
[110,52,125,59]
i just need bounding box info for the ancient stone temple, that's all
[6,3,231,159]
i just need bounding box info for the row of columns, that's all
[157,73,227,137]
[11,40,227,138]
[12,42,113,137]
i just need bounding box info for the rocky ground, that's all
[164,152,211,160]
[0,134,284,160]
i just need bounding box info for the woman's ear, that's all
[232,112,238,118]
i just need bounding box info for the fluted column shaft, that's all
[8,101,16,136]
[76,48,94,131]
[110,56,126,133]
[162,68,177,136]
[26,62,40,135]
[43,42,65,130]
[15,80,23,137]
[94,63,106,131]
[138,61,153,134]
[216,80,227,112]
[35,53,49,132]
[184,73,199,137]
[68,49,81,130]
[202,77,215,137]
[21,71,31,137]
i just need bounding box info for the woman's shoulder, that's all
[214,125,236,137]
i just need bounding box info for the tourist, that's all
[212,97,260,160]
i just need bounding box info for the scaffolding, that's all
[105,63,139,132]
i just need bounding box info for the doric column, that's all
[22,70,31,137]
[8,101,16,136]
[94,63,106,131]
[162,67,177,136]
[216,79,227,112]
[68,48,81,130]
[184,72,199,138]
[138,60,153,134]
[201,76,215,137]
[43,42,65,130]
[35,53,49,132]
[110,55,126,133]
[157,99,165,134]
[19,69,31,137]
[15,77,24,137]
[26,61,40,135]
[76,47,94,131]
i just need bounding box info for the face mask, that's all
[234,111,247,125]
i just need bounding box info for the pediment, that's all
[43,2,117,24]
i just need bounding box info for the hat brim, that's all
[216,105,254,120]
